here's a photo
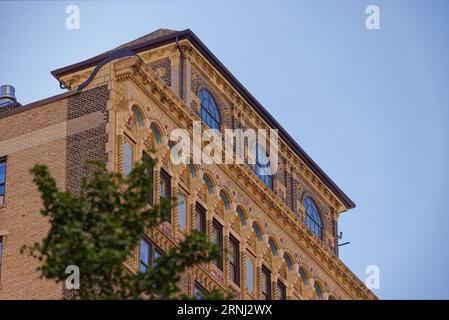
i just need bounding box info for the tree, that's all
[22,157,222,300]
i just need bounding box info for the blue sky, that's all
[1,0,448,299]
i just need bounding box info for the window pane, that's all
[195,203,206,234]
[245,258,254,294]
[262,268,271,300]
[160,179,166,197]
[304,197,323,240]
[177,194,186,231]
[153,248,162,267]
[139,239,149,272]
[194,284,207,300]
[199,89,221,131]
[299,268,308,286]
[229,238,239,285]
[123,142,133,175]
[0,237,3,267]
[144,155,153,206]
[212,221,223,270]
[314,283,323,300]
[0,161,5,184]
[237,207,247,226]
[278,282,286,300]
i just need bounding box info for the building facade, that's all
[0,29,376,300]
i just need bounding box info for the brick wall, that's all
[0,99,67,299]
[66,85,109,197]
[0,85,109,299]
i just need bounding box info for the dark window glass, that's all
[194,282,208,300]
[236,207,247,226]
[123,141,133,176]
[143,154,154,206]
[0,237,3,274]
[283,253,293,271]
[212,220,223,270]
[131,106,144,127]
[314,283,323,300]
[188,164,197,178]
[299,268,309,286]
[160,169,172,222]
[220,191,231,210]
[195,203,207,234]
[268,239,278,256]
[245,256,254,295]
[252,222,263,241]
[160,169,171,198]
[199,89,221,131]
[139,238,162,272]
[177,193,187,232]
[261,266,272,300]
[229,236,240,286]
[203,175,214,194]
[0,158,5,206]
[254,144,273,189]
[303,197,323,240]
[150,124,161,144]
[277,281,287,300]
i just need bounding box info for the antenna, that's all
[337,231,350,247]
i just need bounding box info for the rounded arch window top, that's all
[131,105,144,127]
[303,197,323,240]
[283,253,294,271]
[199,89,221,131]
[252,222,263,241]
[220,190,231,210]
[150,123,162,144]
[298,267,309,286]
[268,238,278,256]
[203,174,214,194]
[236,206,247,226]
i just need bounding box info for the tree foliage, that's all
[23,158,221,299]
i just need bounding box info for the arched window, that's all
[203,175,214,194]
[131,106,144,127]
[303,197,323,240]
[199,89,221,131]
[252,222,263,241]
[150,124,161,144]
[268,238,278,256]
[220,191,231,210]
[314,283,323,300]
[236,206,247,226]
[283,253,293,271]
[254,144,273,189]
[298,268,309,286]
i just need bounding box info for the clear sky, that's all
[1,0,448,299]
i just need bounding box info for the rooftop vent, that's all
[0,85,17,108]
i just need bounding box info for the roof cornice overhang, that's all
[51,29,355,210]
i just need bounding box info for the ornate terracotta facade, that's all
[0,29,375,300]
